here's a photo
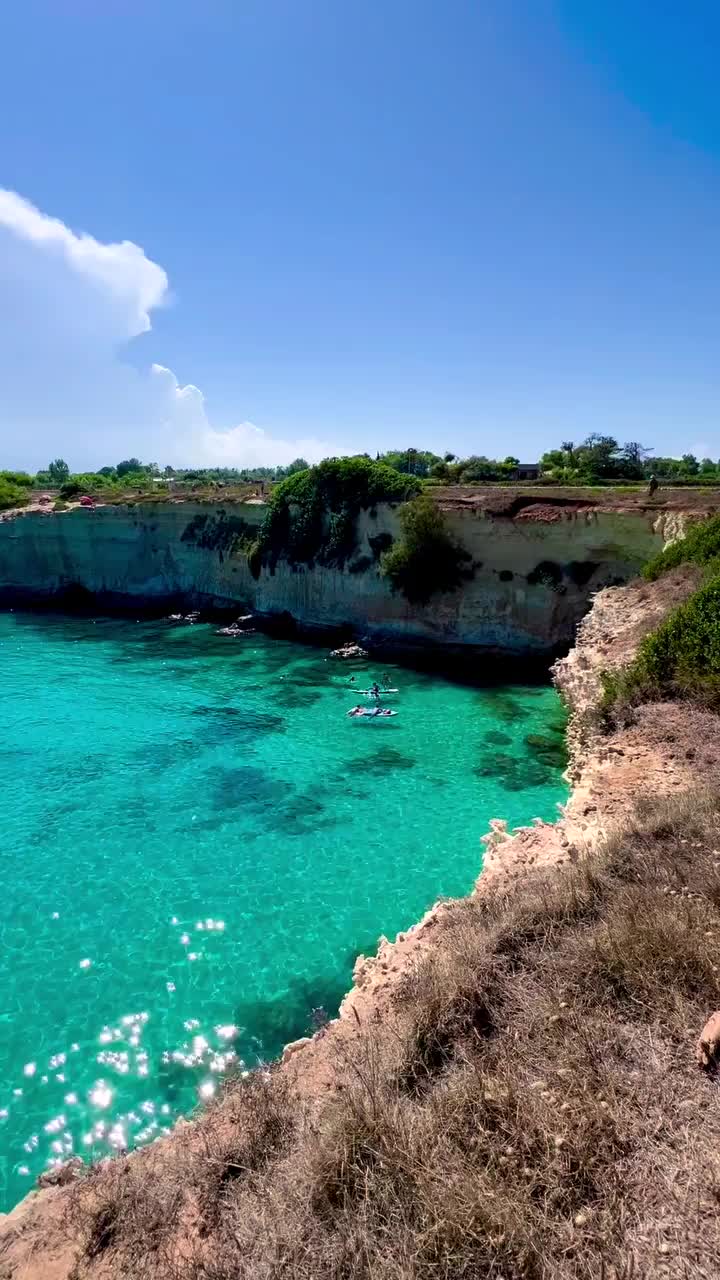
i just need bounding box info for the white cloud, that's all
[150,364,330,468]
[0,189,168,338]
[0,190,335,470]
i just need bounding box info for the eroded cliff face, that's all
[0,498,695,654]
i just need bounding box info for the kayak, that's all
[347,707,398,719]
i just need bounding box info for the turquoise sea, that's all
[0,610,568,1210]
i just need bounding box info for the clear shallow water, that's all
[0,610,567,1209]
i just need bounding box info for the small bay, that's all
[0,610,568,1209]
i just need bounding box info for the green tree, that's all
[381,494,472,603]
[429,460,451,480]
[622,442,652,468]
[457,455,501,482]
[539,449,566,474]
[116,458,143,476]
[258,456,421,569]
[48,458,70,483]
[681,454,699,476]
[380,449,442,478]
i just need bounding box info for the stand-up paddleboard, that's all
[347,707,398,720]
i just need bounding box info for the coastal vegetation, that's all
[251,461,471,604]
[642,511,720,581]
[255,457,420,571]
[8,437,720,506]
[64,788,720,1278]
[602,514,720,716]
[380,493,472,603]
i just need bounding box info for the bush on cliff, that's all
[603,515,720,716]
[643,512,720,581]
[257,457,420,571]
[381,493,472,603]
[602,573,720,714]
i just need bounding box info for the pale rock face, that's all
[0,502,691,655]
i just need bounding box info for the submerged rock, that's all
[216,619,257,636]
[167,611,201,624]
[330,643,368,659]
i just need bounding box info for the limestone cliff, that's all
[0,496,697,655]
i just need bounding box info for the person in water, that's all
[382,673,392,688]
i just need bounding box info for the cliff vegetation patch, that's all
[642,511,720,582]
[380,493,473,604]
[526,559,564,589]
[181,511,260,560]
[256,458,420,572]
[603,515,720,716]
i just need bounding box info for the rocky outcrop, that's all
[0,497,702,656]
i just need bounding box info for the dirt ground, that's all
[433,485,720,517]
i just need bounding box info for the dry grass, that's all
[64,790,720,1280]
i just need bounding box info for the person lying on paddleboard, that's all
[347,705,394,717]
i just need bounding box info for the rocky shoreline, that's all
[278,564,719,1082]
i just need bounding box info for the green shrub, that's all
[381,494,472,604]
[0,470,33,488]
[643,513,720,581]
[0,479,30,511]
[639,575,720,683]
[602,574,720,715]
[258,457,420,570]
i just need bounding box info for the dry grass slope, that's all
[58,789,720,1280]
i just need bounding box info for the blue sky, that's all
[0,0,718,469]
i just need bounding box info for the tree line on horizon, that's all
[2,436,720,512]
